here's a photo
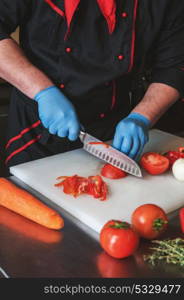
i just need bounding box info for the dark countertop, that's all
[0,176,183,278]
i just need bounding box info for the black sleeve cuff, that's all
[0,33,11,41]
[0,24,11,41]
[151,67,184,98]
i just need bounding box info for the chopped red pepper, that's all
[55,175,89,197]
[179,207,184,233]
[163,151,182,167]
[163,149,184,167]
[55,174,108,201]
[178,147,184,154]
[88,142,110,148]
[87,175,108,200]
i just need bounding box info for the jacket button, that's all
[60,83,65,89]
[118,54,124,60]
[66,47,72,53]
[121,12,128,18]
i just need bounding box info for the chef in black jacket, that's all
[0,0,184,169]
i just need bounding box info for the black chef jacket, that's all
[0,0,184,167]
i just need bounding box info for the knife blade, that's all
[79,131,142,177]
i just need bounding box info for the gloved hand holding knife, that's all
[112,112,151,161]
[34,86,80,141]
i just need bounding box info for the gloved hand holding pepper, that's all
[112,112,151,160]
[34,86,80,141]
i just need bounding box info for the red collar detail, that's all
[64,0,116,34]
[96,0,116,34]
[64,0,80,28]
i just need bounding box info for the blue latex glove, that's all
[34,86,80,141]
[112,112,151,160]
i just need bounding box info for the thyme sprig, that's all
[143,238,184,267]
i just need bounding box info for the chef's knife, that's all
[79,131,142,177]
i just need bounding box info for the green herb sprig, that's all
[143,238,184,267]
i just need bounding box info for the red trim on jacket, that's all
[111,80,116,109]
[5,120,41,150]
[5,135,41,164]
[127,0,138,72]
[44,0,65,17]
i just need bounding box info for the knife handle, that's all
[79,131,86,143]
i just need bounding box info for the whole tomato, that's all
[131,204,168,239]
[100,220,139,259]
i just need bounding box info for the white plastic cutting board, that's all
[10,129,184,233]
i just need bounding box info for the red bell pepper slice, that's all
[55,175,89,197]
[87,175,108,201]
[164,151,182,167]
[179,207,184,233]
[178,147,184,154]
[55,174,108,200]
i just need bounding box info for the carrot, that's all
[0,178,64,230]
[0,206,63,243]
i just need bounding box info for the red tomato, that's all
[100,220,139,259]
[140,152,169,175]
[101,163,128,179]
[131,204,168,240]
